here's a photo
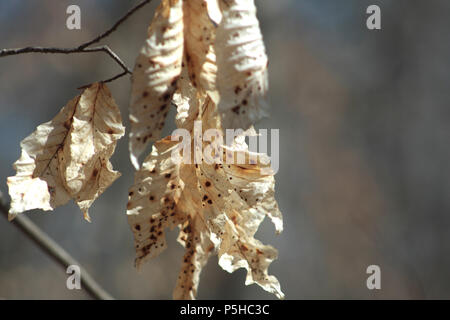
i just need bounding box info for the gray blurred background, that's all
[1,0,449,299]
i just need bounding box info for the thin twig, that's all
[78,70,130,90]
[0,193,114,300]
[101,70,130,84]
[82,45,132,74]
[0,46,131,75]
[0,0,153,83]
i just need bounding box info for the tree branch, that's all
[0,193,114,300]
[0,45,131,75]
[0,0,153,84]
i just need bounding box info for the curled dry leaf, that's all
[127,138,186,268]
[7,83,125,222]
[129,0,184,169]
[174,212,214,300]
[215,0,269,130]
[126,0,281,299]
[127,96,283,299]
[183,0,219,103]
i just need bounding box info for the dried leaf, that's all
[127,138,186,268]
[173,217,214,299]
[173,163,215,299]
[183,0,219,103]
[127,97,283,299]
[126,0,281,299]
[215,0,269,129]
[173,60,204,132]
[194,125,283,298]
[7,83,125,221]
[218,228,283,298]
[129,0,184,169]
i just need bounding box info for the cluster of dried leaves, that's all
[7,0,283,299]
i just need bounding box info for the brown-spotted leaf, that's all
[7,83,125,221]
[196,137,283,299]
[127,138,186,268]
[173,216,214,300]
[183,0,219,102]
[129,97,283,299]
[173,59,204,132]
[218,223,284,299]
[173,164,215,300]
[129,0,184,169]
[215,0,269,129]
[221,143,283,234]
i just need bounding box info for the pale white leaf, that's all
[129,0,184,169]
[129,98,283,299]
[215,0,269,129]
[7,83,125,221]
[127,138,186,268]
[183,0,219,103]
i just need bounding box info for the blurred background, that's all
[1,0,449,299]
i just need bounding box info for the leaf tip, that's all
[83,211,92,223]
[7,212,17,222]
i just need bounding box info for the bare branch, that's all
[0,193,114,300]
[77,70,130,90]
[82,45,132,74]
[0,46,81,56]
[0,0,154,83]
[101,70,130,84]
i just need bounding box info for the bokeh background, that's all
[1,0,449,299]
